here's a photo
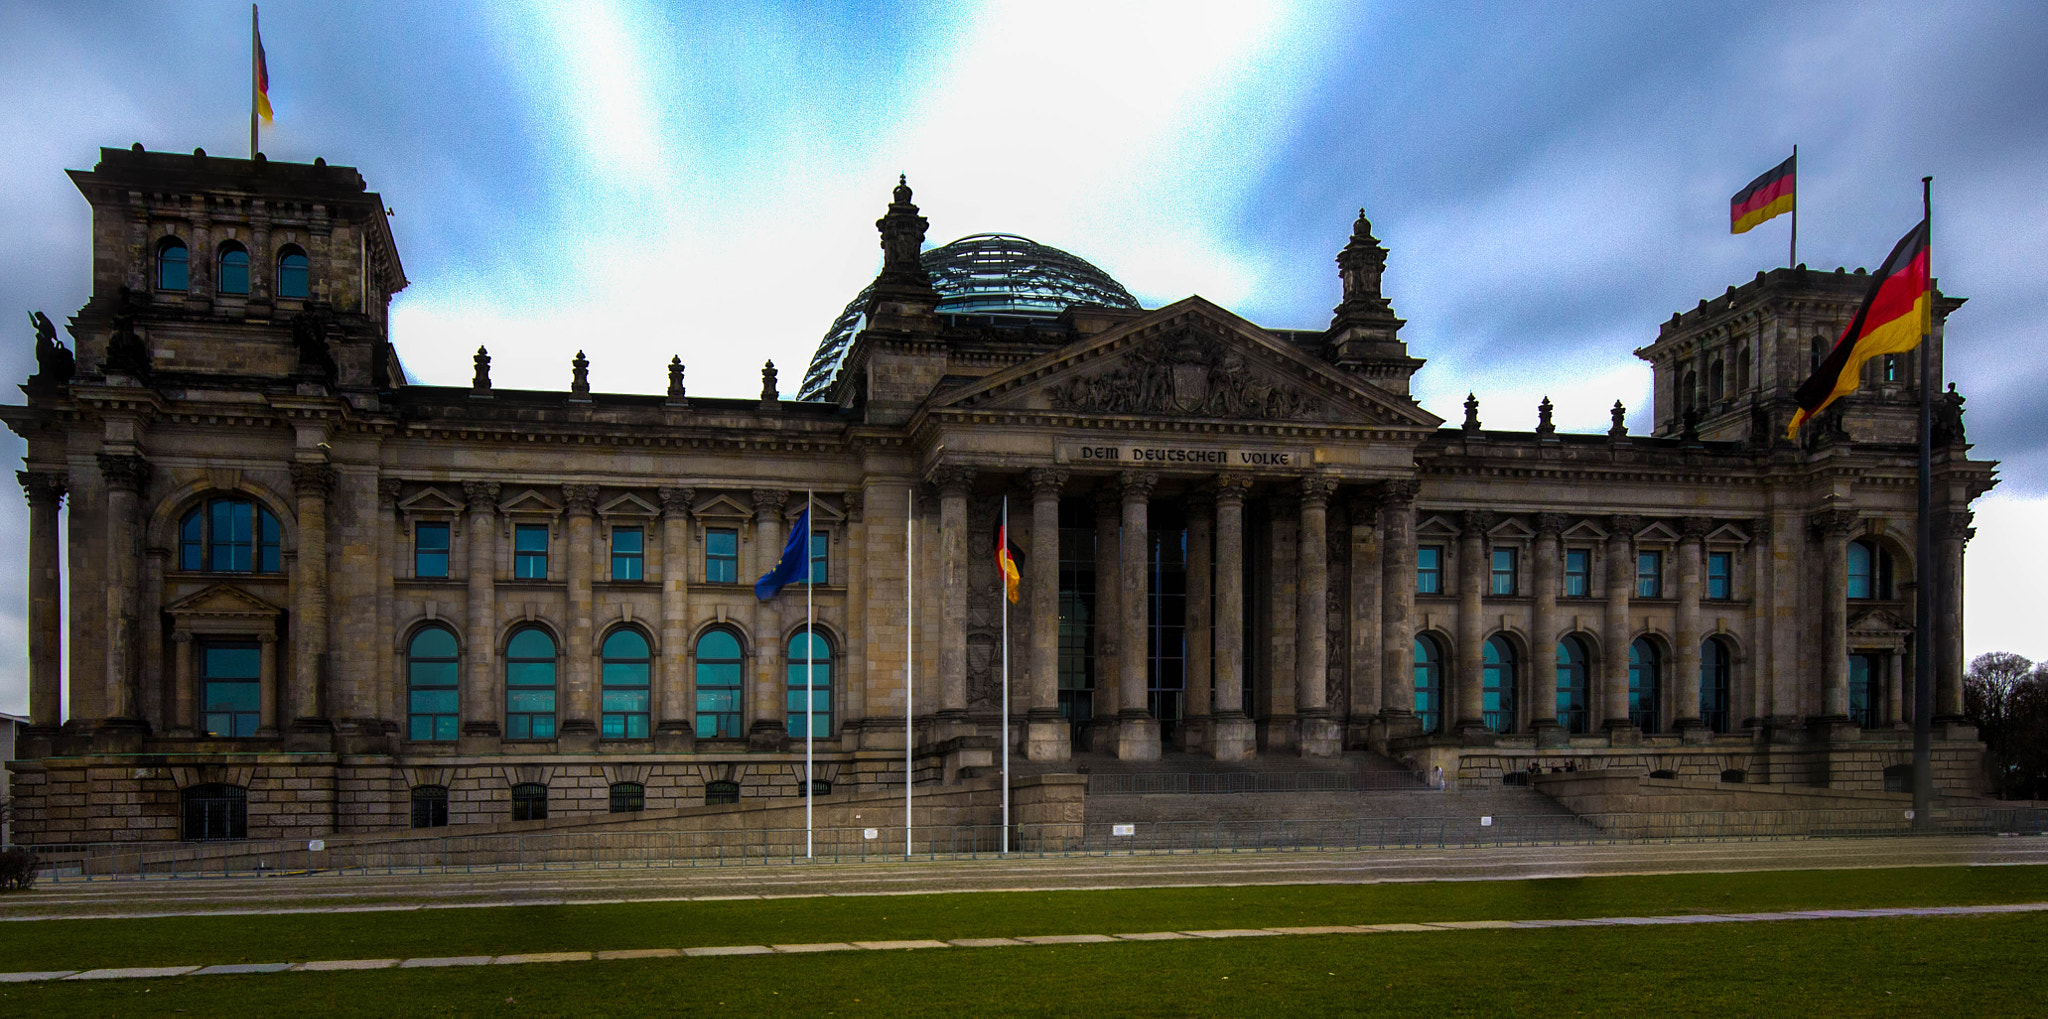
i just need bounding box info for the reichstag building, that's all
[1,146,1996,844]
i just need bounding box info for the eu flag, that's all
[754,507,810,599]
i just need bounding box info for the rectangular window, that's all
[414,522,450,578]
[1636,550,1664,598]
[611,526,643,580]
[1417,545,1443,594]
[200,642,262,738]
[514,524,549,579]
[706,527,738,583]
[1564,549,1591,597]
[1490,547,1517,596]
[1707,552,1732,600]
[805,530,829,585]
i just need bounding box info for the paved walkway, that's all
[5,901,2043,984]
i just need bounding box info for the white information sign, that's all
[1112,824,1136,837]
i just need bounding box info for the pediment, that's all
[1488,517,1536,541]
[166,583,283,619]
[1562,520,1608,542]
[1415,514,1461,538]
[692,493,752,520]
[398,486,463,517]
[499,488,562,516]
[598,492,659,519]
[794,496,847,527]
[1634,521,1680,543]
[939,298,1441,429]
[1850,608,1910,633]
[1707,523,1752,545]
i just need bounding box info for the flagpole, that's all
[805,489,814,860]
[249,4,259,159]
[1000,495,1011,856]
[1789,144,1798,268]
[905,488,915,858]
[1912,176,1935,824]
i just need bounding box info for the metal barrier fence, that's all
[19,804,2047,883]
[1084,770,1436,795]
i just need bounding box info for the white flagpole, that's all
[805,489,814,861]
[1000,494,1011,855]
[905,487,915,858]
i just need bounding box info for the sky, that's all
[0,0,2044,716]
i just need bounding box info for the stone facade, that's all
[1,148,1997,845]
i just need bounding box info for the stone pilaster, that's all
[1024,468,1070,761]
[1454,509,1492,739]
[1378,480,1420,738]
[18,470,66,734]
[1603,514,1640,741]
[1210,474,1254,760]
[1936,509,1974,725]
[1529,512,1566,746]
[559,483,600,748]
[1674,516,1709,740]
[1810,506,1857,723]
[1115,470,1160,761]
[97,452,150,740]
[374,478,402,738]
[933,469,974,736]
[1295,474,1341,756]
[286,460,337,746]
[1180,484,1213,753]
[170,630,194,737]
[459,481,501,746]
[1345,492,1382,748]
[656,486,696,750]
[749,488,790,748]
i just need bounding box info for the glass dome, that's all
[797,233,1141,400]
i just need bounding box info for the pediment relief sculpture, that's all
[1044,326,1322,421]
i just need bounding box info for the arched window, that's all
[1681,369,1699,414]
[505,628,557,739]
[787,629,832,738]
[158,238,189,291]
[1482,636,1516,733]
[1709,358,1726,404]
[1736,348,1752,393]
[1810,335,1827,370]
[1413,635,1444,735]
[609,782,644,813]
[1847,539,1893,599]
[704,780,740,806]
[182,783,247,840]
[1556,636,1589,734]
[601,629,651,739]
[1629,638,1661,734]
[510,783,548,821]
[179,497,282,573]
[277,246,310,299]
[407,627,459,741]
[1701,637,1732,733]
[695,629,744,738]
[411,785,449,828]
[217,242,250,295]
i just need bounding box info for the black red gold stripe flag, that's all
[995,521,1021,604]
[1787,219,1931,438]
[1731,154,1795,234]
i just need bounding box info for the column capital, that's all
[930,466,976,498]
[288,460,336,499]
[1939,509,1976,543]
[1679,516,1711,543]
[1344,490,1379,523]
[377,477,403,509]
[1027,467,1069,498]
[171,629,194,644]
[1606,514,1642,541]
[462,480,500,514]
[1118,470,1158,502]
[256,631,279,644]
[562,483,601,516]
[1808,507,1858,540]
[1297,472,1338,508]
[843,488,864,521]
[97,452,151,494]
[751,488,790,521]
[1460,509,1495,537]
[17,470,67,507]
[659,485,695,520]
[1751,516,1774,543]
[1533,511,1568,537]
[1378,478,1420,509]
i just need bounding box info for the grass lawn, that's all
[1,864,2045,973]
[2,912,2040,1017]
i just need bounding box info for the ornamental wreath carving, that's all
[1046,327,1320,420]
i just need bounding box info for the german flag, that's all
[1787,219,1931,438]
[995,519,1021,604]
[255,26,274,122]
[1731,154,1795,234]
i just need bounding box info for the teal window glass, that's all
[277,247,309,298]
[1482,636,1516,733]
[1490,547,1517,596]
[1701,637,1732,733]
[406,627,459,742]
[1556,636,1589,734]
[218,243,250,295]
[1849,653,1879,728]
[786,629,832,738]
[805,531,829,585]
[1847,540,1891,599]
[201,642,262,737]
[1629,638,1661,733]
[706,528,737,583]
[514,524,548,579]
[1707,552,1732,600]
[415,522,450,578]
[694,629,743,738]
[180,498,282,573]
[611,527,643,580]
[1416,545,1443,594]
[504,627,557,739]
[1636,551,1663,598]
[600,629,650,739]
[1564,549,1591,597]
[1413,635,1443,735]
[158,239,188,291]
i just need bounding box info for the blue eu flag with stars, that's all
[754,508,810,600]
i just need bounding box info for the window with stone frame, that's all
[1564,548,1592,597]
[514,524,549,579]
[411,785,449,828]
[600,629,651,739]
[504,627,558,739]
[802,529,829,585]
[1556,636,1590,734]
[1635,550,1664,598]
[1707,551,1733,600]
[414,521,451,578]
[157,237,189,291]
[407,626,459,741]
[694,628,744,738]
[181,783,247,840]
[1847,539,1894,599]
[510,783,548,821]
[1417,545,1444,594]
[277,246,310,299]
[217,241,250,295]
[609,782,645,813]
[705,527,738,583]
[704,780,740,806]
[1490,546,1518,596]
[1413,635,1445,735]
[200,641,262,737]
[180,497,283,574]
[610,526,644,580]
[786,628,832,738]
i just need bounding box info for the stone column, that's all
[376,480,402,735]
[1295,474,1341,756]
[18,470,66,733]
[1936,509,1973,721]
[1674,516,1708,738]
[1530,512,1565,745]
[1115,470,1160,761]
[1886,651,1905,728]
[657,486,695,749]
[1378,481,1420,736]
[171,630,195,735]
[559,484,600,748]
[1454,510,1492,738]
[258,631,280,735]
[1091,488,1122,734]
[287,460,336,743]
[1210,474,1254,760]
[1811,508,1855,721]
[97,453,150,736]
[1025,468,1070,761]
[1181,487,1213,752]
[1345,492,1382,747]
[933,469,974,735]
[1602,514,1639,738]
[460,481,501,745]
[750,488,790,747]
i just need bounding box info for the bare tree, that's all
[1966,652,2048,799]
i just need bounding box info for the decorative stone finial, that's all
[1462,393,1481,432]
[471,346,492,393]
[874,175,934,294]
[760,360,779,405]
[894,173,912,204]
[1536,396,1556,437]
[667,356,686,400]
[570,349,591,400]
[1609,400,1628,438]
